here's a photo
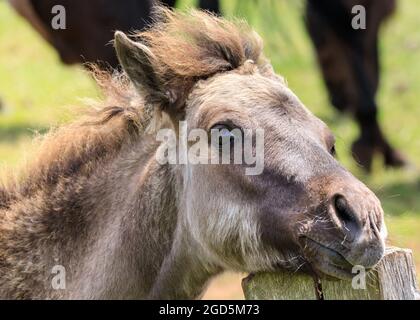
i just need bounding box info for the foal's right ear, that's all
[114,31,168,104]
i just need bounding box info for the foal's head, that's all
[114,8,386,279]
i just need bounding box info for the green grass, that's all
[0,0,419,281]
[0,2,98,171]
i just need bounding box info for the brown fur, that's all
[2,7,266,201]
[126,7,266,111]
[0,8,387,299]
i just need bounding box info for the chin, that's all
[298,236,379,281]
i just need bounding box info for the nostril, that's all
[333,195,359,230]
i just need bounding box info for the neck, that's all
[0,137,219,299]
[148,229,221,299]
[145,162,221,299]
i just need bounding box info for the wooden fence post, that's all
[242,247,420,300]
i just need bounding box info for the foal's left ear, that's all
[114,31,171,106]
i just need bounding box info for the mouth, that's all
[299,237,364,280]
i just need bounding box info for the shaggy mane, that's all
[0,7,266,204]
[134,7,264,89]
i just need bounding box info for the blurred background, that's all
[0,0,419,299]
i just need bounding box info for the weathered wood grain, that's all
[242,247,420,300]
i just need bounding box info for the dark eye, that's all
[210,123,240,148]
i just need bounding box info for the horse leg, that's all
[350,0,406,170]
[351,34,407,170]
[305,0,362,114]
[306,1,375,169]
[306,0,406,171]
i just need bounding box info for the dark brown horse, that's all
[9,0,154,67]
[0,8,386,299]
[8,0,219,68]
[8,0,407,171]
[305,0,406,171]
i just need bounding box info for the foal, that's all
[0,8,386,299]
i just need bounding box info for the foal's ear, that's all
[114,31,169,105]
[258,59,277,79]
